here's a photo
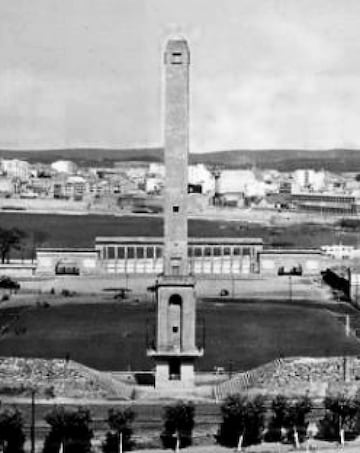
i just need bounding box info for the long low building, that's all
[95,236,263,275]
[35,236,329,279]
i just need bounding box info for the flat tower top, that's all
[164,37,190,64]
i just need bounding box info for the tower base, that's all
[154,357,195,390]
[147,275,203,390]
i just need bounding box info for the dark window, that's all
[224,247,231,256]
[172,326,179,333]
[204,247,212,256]
[107,247,115,259]
[169,359,181,380]
[233,247,240,256]
[243,247,250,255]
[136,247,144,259]
[194,247,202,257]
[127,247,135,259]
[214,247,221,256]
[156,247,162,258]
[118,247,125,259]
[187,247,193,257]
[173,205,179,213]
[146,247,154,259]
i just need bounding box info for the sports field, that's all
[0,212,358,258]
[0,299,359,372]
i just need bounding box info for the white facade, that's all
[1,159,31,181]
[148,163,165,177]
[218,169,266,197]
[51,160,78,174]
[0,177,14,194]
[146,176,163,193]
[293,169,326,192]
[188,164,213,193]
[320,244,354,260]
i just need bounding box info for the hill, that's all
[1,147,360,171]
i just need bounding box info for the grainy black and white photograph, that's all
[1,1,360,452]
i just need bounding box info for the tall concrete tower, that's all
[147,37,203,390]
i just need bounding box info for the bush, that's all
[319,394,360,442]
[216,394,266,448]
[102,408,136,452]
[161,401,195,449]
[42,407,93,453]
[43,386,55,399]
[0,407,26,453]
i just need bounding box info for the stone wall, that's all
[215,356,360,400]
[0,357,133,400]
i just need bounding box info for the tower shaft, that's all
[163,39,190,276]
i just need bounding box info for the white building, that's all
[293,169,326,192]
[51,160,78,174]
[188,164,213,193]
[148,163,165,177]
[320,245,354,260]
[0,159,31,182]
[218,169,265,197]
[146,176,163,193]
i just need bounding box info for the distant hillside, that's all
[190,149,360,172]
[1,147,360,172]
[0,148,164,166]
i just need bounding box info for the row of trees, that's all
[0,227,49,263]
[2,394,360,452]
[218,393,360,449]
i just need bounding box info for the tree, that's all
[319,394,360,442]
[42,407,93,453]
[0,227,26,264]
[0,408,26,453]
[265,394,290,442]
[285,396,312,444]
[161,401,195,449]
[266,395,312,445]
[102,408,136,452]
[216,394,266,448]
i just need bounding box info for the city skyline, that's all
[1,0,360,151]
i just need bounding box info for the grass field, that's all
[0,299,359,372]
[0,212,358,259]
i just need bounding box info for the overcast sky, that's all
[1,0,360,152]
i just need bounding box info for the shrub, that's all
[0,407,26,453]
[43,386,55,399]
[102,407,136,452]
[216,394,266,448]
[42,407,93,453]
[319,394,360,442]
[161,401,195,449]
